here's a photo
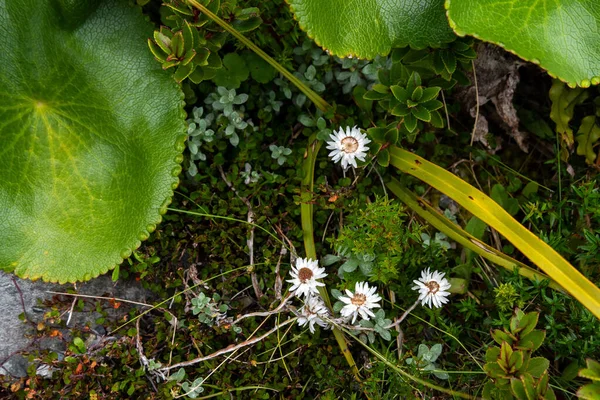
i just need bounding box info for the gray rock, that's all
[35,363,56,379]
[0,355,29,378]
[0,271,154,378]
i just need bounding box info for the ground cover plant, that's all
[1,0,600,398]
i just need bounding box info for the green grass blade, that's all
[344,326,476,399]
[301,134,361,378]
[389,146,600,319]
[185,0,332,113]
[386,179,564,292]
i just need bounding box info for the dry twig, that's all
[232,292,294,326]
[218,166,263,299]
[157,318,296,372]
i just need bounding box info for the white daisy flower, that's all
[339,281,382,324]
[297,295,330,333]
[412,268,452,308]
[326,126,371,169]
[287,258,327,298]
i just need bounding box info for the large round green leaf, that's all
[446,0,600,88]
[287,0,456,59]
[0,0,186,283]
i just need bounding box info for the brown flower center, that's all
[425,281,440,294]
[351,293,367,306]
[298,267,313,283]
[341,137,359,153]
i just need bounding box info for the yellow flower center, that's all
[351,293,367,306]
[298,267,313,283]
[425,281,440,294]
[341,136,359,153]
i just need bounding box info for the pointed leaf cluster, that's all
[577,359,600,399]
[432,40,476,80]
[363,40,476,141]
[364,70,443,134]
[388,71,443,133]
[483,310,555,399]
[148,20,223,83]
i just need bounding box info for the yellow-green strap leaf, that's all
[386,179,563,292]
[389,146,600,319]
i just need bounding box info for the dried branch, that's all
[11,277,30,324]
[158,318,296,372]
[45,291,153,308]
[327,299,420,333]
[232,292,294,326]
[274,243,287,299]
[218,166,263,299]
[385,299,419,330]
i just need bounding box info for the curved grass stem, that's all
[185,0,332,113]
[301,134,361,380]
[345,328,477,399]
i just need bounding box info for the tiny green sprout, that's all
[293,63,325,100]
[269,145,292,165]
[494,283,523,312]
[191,293,229,326]
[211,87,249,117]
[168,368,186,382]
[182,377,205,398]
[333,56,382,94]
[186,106,216,174]
[240,163,260,184]
[354,310,391,344]
[264,91,282,113]
[147,359,162,371]
[405,343,449,380]
[421,232,451,250]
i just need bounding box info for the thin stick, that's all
[385,299,419,330]
[373,166,388,198]
[232,293,294,325]
[168,314,178,368]
[440,90,451,132]
[136,319,150,369]
[321,211,336,244]
[253,347,300,365]
[45,291,153,308]
[469,59,480,147]
[11,277,29,323]
[389,290,402,359]
[158,318,296,372]
[218,166,262,299]
[274,244,286,300]
[66,297,77,326]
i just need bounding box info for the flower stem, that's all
[301,134,361,379]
